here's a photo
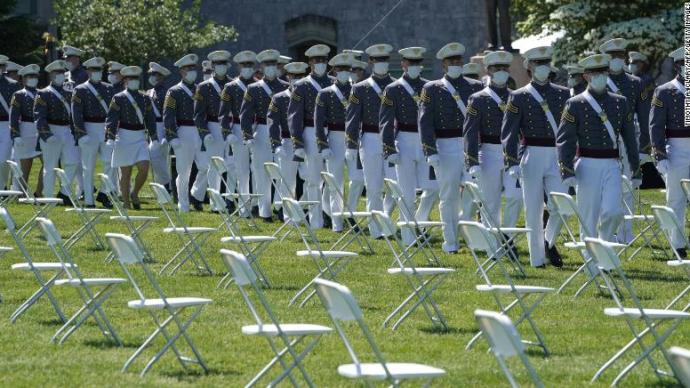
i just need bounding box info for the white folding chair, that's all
[653,205,690,262]
[282,198,358,307]
[54,168,110,251]
[106,233,211,376]
[7,160,62,237]
[321,171,373,254]
[265,162,319,240]
[209,188,275,288]
[459,221,552,355]
[314,278,446,385]
[370,211,453,330]
[98,173,158,263]
[586,237,690,386]
[618,175,668,261]
[383,178,443,266]
[36,217,124,345]
[669,346,690,387]
[0,207,68,324]
[209,156,260,229]
[474,309,544,388]
[222,249,331,387]
[150,183,215,276]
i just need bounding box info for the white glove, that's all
[105,139,114,146]
[469,165,481,178]
[160,138,168,146]
[45,135,59,144]
[563,176,576,188]
[13,137,23,146]
[507,165,521,178]
[77,135,91,147]
[656,159,669,175]
[427,154,440,169]
[275,146,284,157]
[225,133,239,144]
[321,148,333,159]
[149,140,160,152]
[386,153,400,165]
[639,153,651,164]
[345,148,357,162]
[203,133,213,145]
[632,178,642,188]
[244,139,254,148]
[294,148,306,159]
[169,138,181,149]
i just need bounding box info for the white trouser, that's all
[520,146,566,266]
[434,137,474,252]
[302,126,323,227]
[346,148,365,213]
[395,132,439,245]
[230,124,251,215]
[277,138,298,200]
[478,143,523,228]
[360,133,386,237]
[665,138,690,248]
[575,157,623,242]
[13,122,41,161]
[174,126,206,212]
[617,142,634,243]
[0,122,12,189]
[250,123,273,218]
[384,163,397,216]
[41,125,79,197]
[205,122,225,193]
[325,131,347,231]
[79,122,113,205]
[149,122,171,185]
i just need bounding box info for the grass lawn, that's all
[0,184,687,387]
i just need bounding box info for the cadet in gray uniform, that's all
[565,64,586,96]
[501,45,569,268]
[0,55,21,189]
[419,42,483,253]
[146,62,172,189]
[381,46,438,245]
[651,47,688,257]
[9,64,42,195]
[557,53,639,248]
[62,45,88,90]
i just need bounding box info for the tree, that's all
[511,0,684,68]
[53,0,238,65]
[0,0,44,64]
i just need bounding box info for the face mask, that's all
[203,74,212,81]
[240,67,254,79]
[127,79,140,91]
[589,74,608,93]
[89,71,102,82]
[350,73,359,83]
[214,64,228,77]
[184,70,197,83]
[492,70,509,86]
[336,71,351,84]
[567,78,578,88]
[532,65,550,83]
[52,73,65,86]
[108,74,120,84]
[373,62,389,75]
[609,58,625,73]
[263,65,277,79]
[446,65,462,78]
[628,64,638,75]
[313,63,327,76]
[148,75,159,87]
[25,78,38,88]
[407,65,422,79]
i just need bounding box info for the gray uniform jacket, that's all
[105,90,156,141]
[315,82,351,152]
[9,87,37,139]
[33,84,72,141]
[380,75,426,158]
[71,80,114,140]
[239,78,287,140]
[268,89,291,150]
[463,84,511,167]
[345,75,395,149]
[650,75,689,161]
[288,73,333,149]
[163,81,197,141]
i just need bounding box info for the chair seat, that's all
[332,211,371,218]
[12,262,75,271]
[565,241,627,250]
[55,277,126,286]
[624,214,655,221]
[110,215,158,222]
[488,227,530,234]
[337,362,445,380]
[0,190,23,196]
[19,197,62,205]
[0,246,13,253]
[387,267,455,276]
[297,200,320,207]
[242,323,332,337]
[224,193,264,198]
[128,297,212,309]
[66,208,111,214]
[221,235,276,243]
[397,220,444,228]
[163,226,216,234]
[604,307,690,320]
[476,284,555,294]
[667,260,690,267]
[296,250,358,258]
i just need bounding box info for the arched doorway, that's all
[285,15,337,62]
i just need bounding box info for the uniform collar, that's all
[676,74,684,83]
[310,73,330,83]
[529,80,549,93]
[88,79,101,86]
[444,74,465,86]
[587,86,608,101]
[609,71,626,81]
[489,83,509,95]
[24,86,36,92]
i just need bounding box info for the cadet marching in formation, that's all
[0,39,686,265]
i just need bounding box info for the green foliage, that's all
[53,0,238,65]
[0,0,44,64]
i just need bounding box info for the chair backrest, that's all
[207,189,228,215]
[265,162,294,199]
[282,198,307,224]
[220,249,257,286]
[458,221,497,253]
[36,217,63,246]
[98,173,116,195]
[474,309,524,357]
[383,178,416,221]
[314,278,363,321]
[264,162,283,184]
[0,207,16,231]
[652,205,685,237]
[99,173,129,216]
[669,346,690,387]
[549,192,578,217]
[106,233,144,265]
[7,160,30,197]
[210,156,227,174]
[584,238,620,272]
[54,168,81,207]
[321,172,344,202]
[383,178,403,201]
[370,211,397,239]
[464,181,484,205]
[150,182,173,205]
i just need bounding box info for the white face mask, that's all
[203,74,212,81]
[609,58,625,73]
[214,64,228,77]
[52,73,65,86]
[373,62,389,75]
[127,79,140,91]
[567,78,578,88]
[184,70,197,83]
[532,65,551,83]
[240,67,254,79]
[350,73,359,83]
[313,63,327,76]
[263,65,277,79]
[589,74,608,93]
[491,70,509,86]
[148,75,159,87]
[108,74,120,84]
[336,71,351,84]
[628,64,638,75]
[89,71,102,82]
[407,65,422,79]
[446,65,462,78]
[25,78,38,88]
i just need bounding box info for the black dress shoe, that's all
[276,208,284,222]
[56,192,73,207]
[503,233,519,261]
[190,196,204,211]
[85,204,96,209]
[130,192,141,210]
[96,192,112,209]
[251,206,259,217]
[535,264,546,269]
[261,216,273,223]
[347,217,361,232]
[323,212,332,229]
[677,248,688,259]
[545,242,563,268]
[448,250,458,254]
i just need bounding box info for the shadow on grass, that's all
[419,325,476,336]
[160,366,240,381]
[625,269,687,283]
[38,318,65,326]
[83,338,140,349]
[645,378,683,388]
